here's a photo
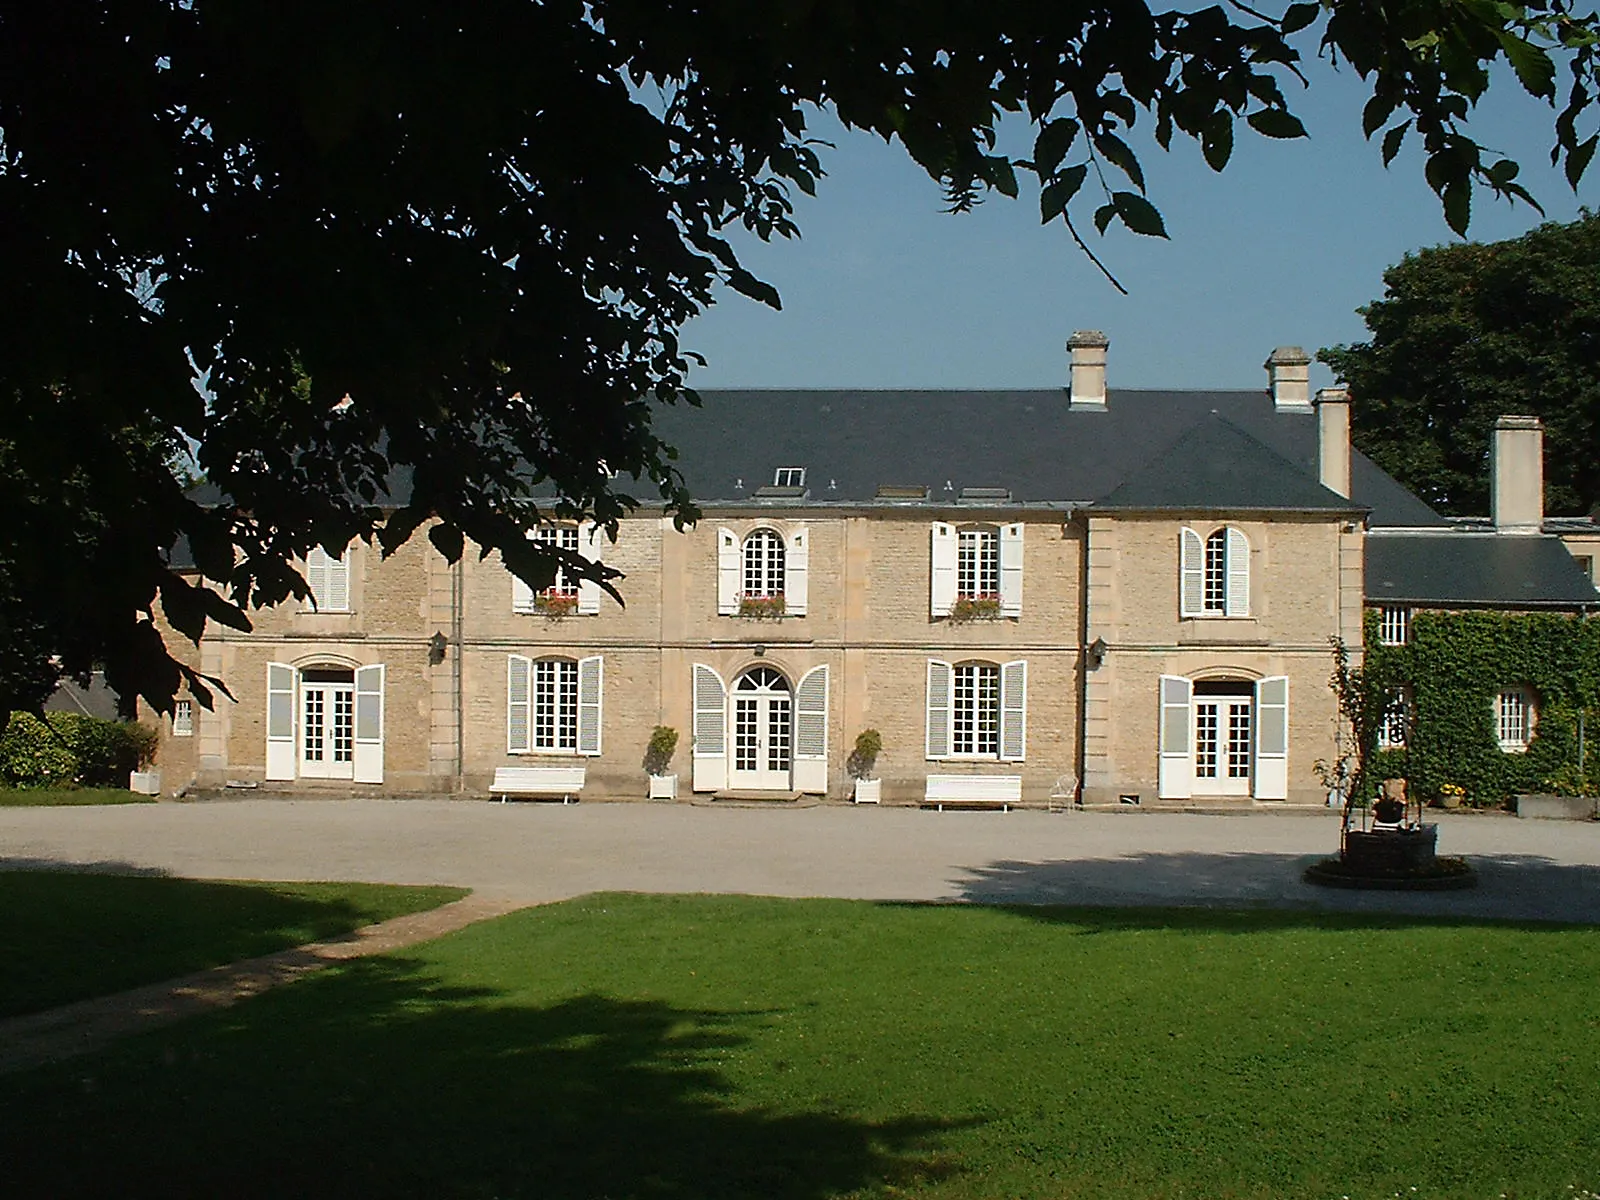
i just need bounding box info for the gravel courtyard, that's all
[4,800,1600,923]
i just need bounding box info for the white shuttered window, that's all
[1180,526,1249,617]
[927,659,1027,761]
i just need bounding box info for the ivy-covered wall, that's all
[1365,609,1600,806]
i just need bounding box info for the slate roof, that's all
[1366,533,1600,609]
[651,388,1443,525]
[1098,413,1353,511]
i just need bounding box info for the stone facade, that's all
[149,500,1359,808]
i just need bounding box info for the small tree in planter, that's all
[847,729,882,803]
[1307,638,1474,888]
[645,725,679,799]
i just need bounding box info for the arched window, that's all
[1203,529,1228,614]
[1180,526,1250,618]
[742,528,786,599]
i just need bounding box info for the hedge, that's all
[1,712,158,789]
[1364,609,1600,807]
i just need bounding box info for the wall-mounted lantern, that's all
[428,631,449,665]
[1086,637,1108,670]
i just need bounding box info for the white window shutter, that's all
[793,664,828,793]
[577,524,603,615]
[784,526,809,615]
[305,549,329,611]
[1157,675,1194,799]
[1000,659,1028,762]
[325,552,350,612]
[266,662,296,780]
[507,654,532,753]
[692,664,727,791]
[926,659,953,759]
[353,664,384,784]
[1255,676,1289,800]
[930,523,957,617]
[1179,527,1204,618]
[1225,527,1251,618]
[999,524,1025,617]
[577,655,603,755]
[511,567,535,614]
[717,528,739,615]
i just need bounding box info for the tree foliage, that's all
[3,0,1598,715]
[1322,212,1600,517]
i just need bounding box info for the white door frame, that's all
[1191,692,1252,797]
[299,677,355,780]
[728,667,793,790]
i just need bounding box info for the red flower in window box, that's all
[949,592,1001,622]
[736,593,787,620]
[534,592,579,618]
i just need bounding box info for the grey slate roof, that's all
[1098,413,1355,511]
[653,388,1444,525]
[1366,533,1600,608]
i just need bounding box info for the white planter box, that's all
[129,770,161,796]
[648,773,678,801]
[853,778,881,804]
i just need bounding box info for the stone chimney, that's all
[1067,330,1109,411]
[1265,346,1312,412]
[1315,387,1351,499]
[1492,415,1545,533]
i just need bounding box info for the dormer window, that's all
[773,466,806,488]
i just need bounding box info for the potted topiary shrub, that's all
[847,729,882,804]
[645,725,679,800]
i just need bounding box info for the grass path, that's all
[3,894,1598,1198]
[0,872,467,1017]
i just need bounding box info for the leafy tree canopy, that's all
[2,0,1598,715]
[1322,211,1600,517]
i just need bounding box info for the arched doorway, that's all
[298,666,356,780]
[729,666,792,790]
[1192,679,1253,797]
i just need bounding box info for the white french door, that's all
[300,681,355,780]
[1193,695,1251,796]
[729,667,792,790]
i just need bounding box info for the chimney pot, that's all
[1492,414,1544,533]
[1314,387,1351,499]
[1266,346,1313,412]
[1068,330,1109,411]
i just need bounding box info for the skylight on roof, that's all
[774,466,806,488]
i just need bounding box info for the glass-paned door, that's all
[1193,690,1251,796]
[300,668,355,780]
[729,667,792,790]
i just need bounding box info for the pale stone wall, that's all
[151,502,1353,808]
[1081,512,1356,806]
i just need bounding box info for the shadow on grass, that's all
[951,849,1600,926]
[1,955,967,1199]
[0,867,461,1018]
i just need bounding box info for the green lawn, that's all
[0,785,153,806]
[0,872,467,1017]
[3,894,1599,1199]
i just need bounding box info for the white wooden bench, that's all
[490,765,586,804]
[923,774,1023,812]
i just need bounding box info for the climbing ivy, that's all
[1364,609,1600,807]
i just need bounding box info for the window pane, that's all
[535,659,579,750]
[957,529,999,599]
[1203,530,1227,613]
[953,664,1000,756]
[742,529,785,598]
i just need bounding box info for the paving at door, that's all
[5,801,1600,1071]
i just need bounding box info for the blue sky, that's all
[684,56,1596,394]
